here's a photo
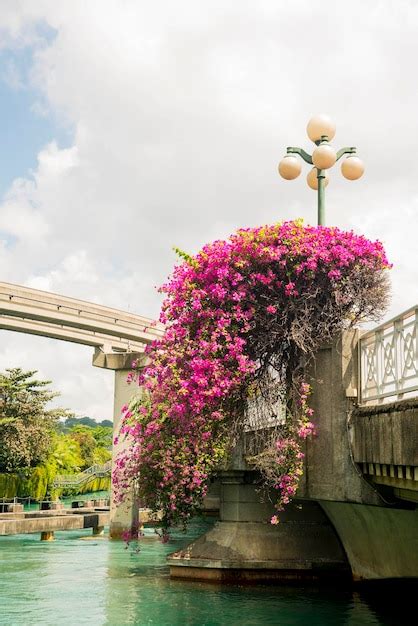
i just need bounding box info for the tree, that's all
[67,425,112,468]
[59,415,113,431]
[68,426,97,469]
[90,425,112,449]
[0,368,72,473]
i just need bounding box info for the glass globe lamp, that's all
[307,168,329,190]
[312,144,337,170]
[278,155,301,180]
[307,115,336,142]
[341,156,365,180]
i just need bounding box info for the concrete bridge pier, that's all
[93,350,144,539]
[168,469,350,582]
[168,330,418,581]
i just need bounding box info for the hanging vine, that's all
[113,220,391,537]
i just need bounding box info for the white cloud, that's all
[0,0,417,418]
[0,178,49,242]
[26,249,99,292]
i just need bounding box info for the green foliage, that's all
[48,421,112,474]
[60,415,112,431]
[0,468,110,500]
[58,476,110,497]
[90,426,113,449]
[0,464,55,500]
[0,368,112,499]
[45,426,111,484]
[77,476,110,494]
[92,446,112,465]
[173,246,198,268]
[22,464,55,500]
[0,368,73,472]
[49,433,83,473]
[68,426,97,468]
[0,473,19,499]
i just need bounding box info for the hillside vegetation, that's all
[0,368,112,500]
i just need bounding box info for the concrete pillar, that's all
[167,332,381,581]
[93,350,145,539]
[41,531,54,541]
[168,469,350,582]
[298,330,382,506]
[8,504,23,513]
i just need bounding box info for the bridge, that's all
[53,461,112,488]
[167,306,418,582]
[1,281,417,581]
[0,281,163,352]
[0,505,109,540]
[0,281,163,538]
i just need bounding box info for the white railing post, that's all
[53,461,112,488]
[360,305,418,404]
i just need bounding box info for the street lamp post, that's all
[278,115,365,226]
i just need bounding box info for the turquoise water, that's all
[0,517,414,626]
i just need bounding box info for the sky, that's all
[0,0,417,420]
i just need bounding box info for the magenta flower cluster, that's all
[113,220,390,532]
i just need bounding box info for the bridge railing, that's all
[53,461,112,488]
[359,305,418,404]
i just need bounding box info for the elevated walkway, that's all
[0,281,163,352]
[53,461,112,488]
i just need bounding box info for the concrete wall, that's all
[96,335,418,579]
[350,399,418,466]
[0,510,109,536]
[228,331,418,580]
[298,330,382,506]
[321,501,418,580]
[296,332,418,579]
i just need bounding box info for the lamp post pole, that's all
[317,169,325,226]
[278,116,365,226]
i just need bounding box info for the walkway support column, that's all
[93,350,145,539]
[41,531,54,541]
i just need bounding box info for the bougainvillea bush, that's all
[113,220,390,536]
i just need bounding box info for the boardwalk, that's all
[0,506,109,539]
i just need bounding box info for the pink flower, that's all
[112,219,390,534]
[328,269,342,280]
[284,282,299,297]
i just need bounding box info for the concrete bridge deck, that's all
[0,507,109,539]
[0,280,163,352]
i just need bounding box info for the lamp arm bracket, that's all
[336,147,357,161]
[286,147,313,164]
